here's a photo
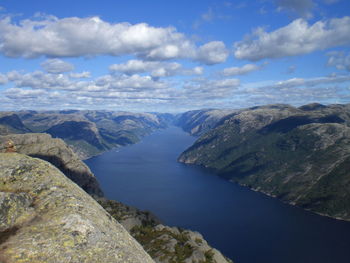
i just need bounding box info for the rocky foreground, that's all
[0,137,233,263]
[0,153,154,263]
[0,133,103,197]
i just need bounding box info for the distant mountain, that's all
[178,103,350,221]
[0,112,31,135]
[4,110,175,159]
[175,109,236,136]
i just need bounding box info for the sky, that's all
[0,0,350,112]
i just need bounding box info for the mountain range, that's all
[178,103,350,221]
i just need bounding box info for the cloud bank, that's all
[234,16,350,61]
[0,14,228,65]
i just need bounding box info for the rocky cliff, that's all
[96,198,232,263]
[0,133,233,263]
[178,103,350,221]
[0,133,103,197]
[0,153,154,263]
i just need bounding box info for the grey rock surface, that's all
[0,153,154,263]
[0,133,103,196]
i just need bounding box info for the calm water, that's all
[85,126,350,263]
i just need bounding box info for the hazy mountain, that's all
[175,109,237,136]
[0,112,31,135]
[4,110,175,159]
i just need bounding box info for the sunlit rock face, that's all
[0,153,154,263]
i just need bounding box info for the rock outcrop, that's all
[97,198,233,263]
[0,133,103,197]
[179,103,350,221]
[0,153,154,263]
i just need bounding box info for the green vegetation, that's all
[131,225,194,263]
[179,104,350,221]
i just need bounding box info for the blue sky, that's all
[0,0,350,112]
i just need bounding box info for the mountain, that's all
[0,153,154,263]
[11,110,174,159]
[175,109,236,136]
[0,112,31,135]
[178,103,350,221]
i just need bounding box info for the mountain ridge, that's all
[178,103,350,221]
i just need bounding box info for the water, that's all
[85,126,350,263]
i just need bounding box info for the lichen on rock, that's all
[0,153,154,263]
[0,133,103,197]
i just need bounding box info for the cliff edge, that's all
[0,133,103,197]
[0,153,154,263]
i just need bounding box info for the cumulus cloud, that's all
[222,64,262,76]
[4,88,48,99]
[1,69,349,111]
[196,41,229,65]
[41,59,74,73]
[6,71,73,90]
[0,73,8,84]
[261,75,350,89]
[184,78,240,99]
[327,51,350,71]
[238,74,350,107]
[69,71,91,78]
[0,15,194,59]
[234,16,350,61]
[275,0,314,18]
[0,14,228,64]
[109,60,203,77]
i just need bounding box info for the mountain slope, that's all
[0,113,31,135]
[176,109,236,136]
[12,110,174,159]
[178,103,350,220]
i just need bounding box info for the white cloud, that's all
[222,64,262,76]
[262,75,350,89]
[234,16,350,61]
[0,15,194,59]
[109,59,203,77]
[69,71,91,78]
[196,41,229,65]
[6,70,73,90]
[4,88,47,99]
[0,14,227,64]
[237,74,350,107]
[184,78,240,99]
[275,0,314,18]
[327,51,350,71]
[0,73,8,84]
[41,58,74,73]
